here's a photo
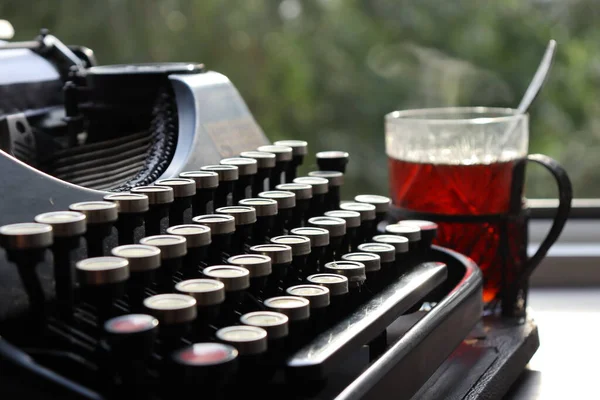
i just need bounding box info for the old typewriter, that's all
[0,30,537,399]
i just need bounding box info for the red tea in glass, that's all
[385,107,571,315]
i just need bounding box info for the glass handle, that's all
[516,154,573,288]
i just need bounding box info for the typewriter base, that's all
[411,314,539,400]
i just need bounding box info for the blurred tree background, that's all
[2,0,598,199]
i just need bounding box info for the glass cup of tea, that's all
[385,107,572,317]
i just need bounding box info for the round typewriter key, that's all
[240,311,289,340]
[104,193,149,245]
[193,214,235,264]
[258,190,295,236]
[104,314,159,360]
[316,150,349,173]
[216,325,268,356]
[274,139,307,181]
[204,265,250,326]
[250,244,292,297]
[294,176,329,217]
[277,183,312,228]
[180,170,219,215]
[221,157,257,202]
[323,261,366,289]
[70,201,117,257]
[290,227,329,274]
[308,170,344,211]
[216,206,257,254]
[307,273,349,296]
[140,235,187,293]
[144,293,197,324]
[228,254,271,298]
[325,210,361,252]
[340,201,377,241]
[131,186,174,236]
[264,296,310,349]
[170,343,238,392]
[372,235,409,277]
[76,256,130,324]
[144,293,197,354]
[358,242,396,287]
[176,278,225,340]
[385,223,422,261]
[240,151,276,196]
[201,165,239,208]
[271,235,311,284]
[167,225,211,278]
[286,284,330,309]
[239,198,278,244]
[257,145,293,188]
[35,211,87,318]
[155,178,195,226]
[0,222,53,319]
[354,194,391,226]
[342,252,382,293]
[112,244,161,311]
[398,220,438,256]
[308,216,346,261]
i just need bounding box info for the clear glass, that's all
[385,107,530,303]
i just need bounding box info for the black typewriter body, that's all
[0,33,537,400]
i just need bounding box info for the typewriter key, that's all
[250,244,292,297]
[308,216,346,261]
[274,139,308,181]
[323,261,366,291]
[104,314,159,360]
[308,170,344,211]
[154,178,196,226]
[139,235,187,293]
[201,164,239,208]
[357,242,396,286]
[258,190,295,236]
[397,220,438,256]
[290,227,329,275]
[286,284,330,332]
[385,223,422,262]
[0,222,53,318]
[111,244,161,311]
[144,293,197,353]
[203,265,250,326]
[170,343,238,394]
[316,150,349,173]
[220,157,258,202]
[131,186,174,236]
[270,235,311,283]
[175,279,225,341]
[239,198,278,244]
[192,214,236,264]
[216,325,268,356]
[240,151,276,196]
[69,201,118,257]
[373,234,409,276]
[340,201,377,243]
[354,194,391,227]
[216,206,257,254]
[227,254,272,297]
[263,296,310,350]
[257,144,293,188]
[276,183,312,228]
[104,193,149,245]
[35,211,86,318]
[240,311,289,340]
[76,256,130,325]
[294,176,329,217]
[179,170,219,215]
[325,210,361,252]
[306,273,349,319]
[166,225,211,278]
[342,252,381,292]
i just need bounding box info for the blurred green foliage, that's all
[2,0,599,198]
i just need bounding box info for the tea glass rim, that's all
[386,107,528,125]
